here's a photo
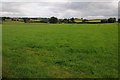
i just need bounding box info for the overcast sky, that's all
[1,0,119,19]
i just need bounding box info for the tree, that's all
[118,18,120,23]
[23,18,30,23]
[63,19,69,23]
[0,17,2,23]
[101,19,108,23]
[70,18,75,23]
[58,19,64,23]
[49,17,58,23]
[2,17,6,21]
[108,18,116,23]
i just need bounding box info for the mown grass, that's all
[2,23,118,78]
[0,24,2,78]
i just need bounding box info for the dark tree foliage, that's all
[11,18,14,21]
[101,19,108,23]
[2,17,10,21]
[101,18,116,23]
[118,18,120,23]
[49,17,58,23]
[108,18,116,23]
[2,17,6,21]
[5,17,11,19]
[63,19,69,23]
[23,18,30,23]
[70,18,75,23]
[0,17,2,23]
[58,19,64,23]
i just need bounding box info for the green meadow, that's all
[0,24,2,78]
[2,23,118,78]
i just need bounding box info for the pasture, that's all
[2,22,118,78]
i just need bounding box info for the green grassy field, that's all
[2,23,118,78]
[0,24,2,78]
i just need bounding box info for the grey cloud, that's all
[1,2,118,19]
[1,0,119,2]
[2,3,25,17]
[64,2,117,16]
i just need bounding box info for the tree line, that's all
[23,17,76,23]
[1,17,117,24]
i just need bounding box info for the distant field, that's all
[87,20,101,22]
[74,19,101,23]
[74,18,83,22]
[2,23,118,78]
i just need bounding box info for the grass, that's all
[2,22,118,78]
[87,20,101,22]
[74,18,83,22]
[0,24,2,78]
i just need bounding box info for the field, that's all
[74,19,101,23]
[87,20,101,22]
[2,22,118,78]
[0,24,2,78]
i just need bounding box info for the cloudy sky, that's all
[0,0,119,19]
